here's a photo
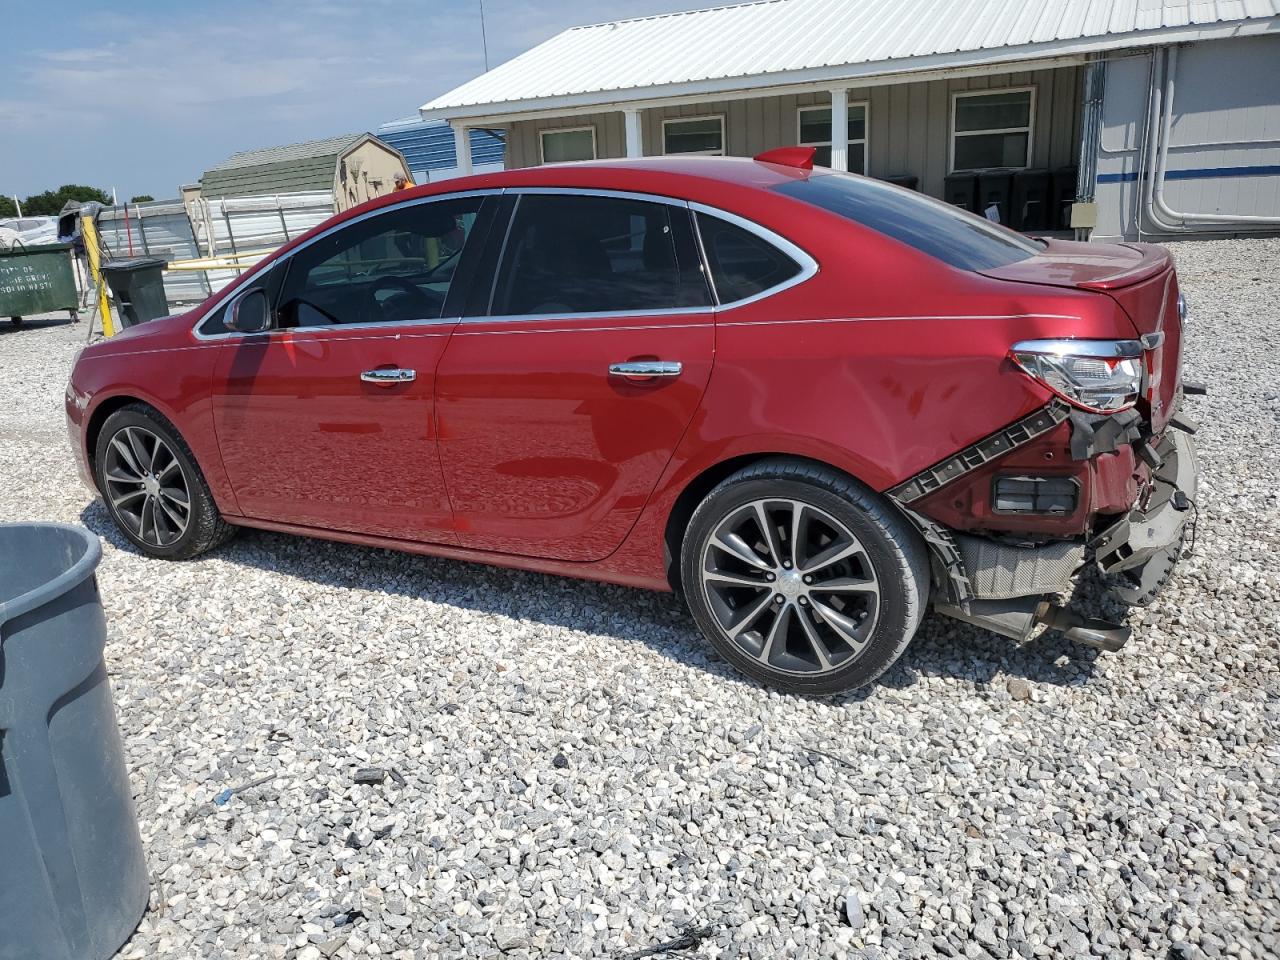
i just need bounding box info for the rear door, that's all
[435,190,714,561]
[209,193,495,542]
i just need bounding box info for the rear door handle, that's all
[360,368,416,384]
[608,360,682,379]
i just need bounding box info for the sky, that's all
[0,0,713,202]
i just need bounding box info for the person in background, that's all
[393,173,415,191]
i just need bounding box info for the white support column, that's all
[624,108,643,158]
[828,87,848,172]
[453,124,473,176]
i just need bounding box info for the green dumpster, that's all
[0,243,79,327]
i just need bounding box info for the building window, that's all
[663,116,725,155]
[951,88,1034,171]
[797,102,868,173]
[540,126,596,163]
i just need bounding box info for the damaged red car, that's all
[66,150,1200,693]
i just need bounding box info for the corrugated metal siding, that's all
[422,0,1279,115]
[97,201,211,304]
[192,192,334,293]
[505,65,1083,198]
[94,192,337,303]
[376,118,506,175]
[1092,33,1280,240]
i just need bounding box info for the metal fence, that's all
[96,192,335,304]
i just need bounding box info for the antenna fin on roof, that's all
[754,146,816,170]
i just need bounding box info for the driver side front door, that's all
[210,193,495,543]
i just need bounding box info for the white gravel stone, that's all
[0,236,1277,960]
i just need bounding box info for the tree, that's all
[129,195,155,203]
[0,195,16,218]
[20,184,111,217]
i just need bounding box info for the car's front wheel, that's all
[94,403,236,559]
[682,459,929,695]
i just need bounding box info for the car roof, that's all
[420,155,816,197]
[258,156,828,282]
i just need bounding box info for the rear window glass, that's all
[772,172,1039,271]
[695,213,802,304]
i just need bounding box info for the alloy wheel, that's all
[102,425,191,547]
[700,498,880,676]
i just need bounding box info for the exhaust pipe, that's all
[1035,604,1131,652]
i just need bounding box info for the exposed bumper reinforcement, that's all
[1093,428,1198,605]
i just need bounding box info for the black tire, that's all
[93,403,236,560]
[9,316,22,327]
[681,458,929,695]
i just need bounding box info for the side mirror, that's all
[227,289,271,333]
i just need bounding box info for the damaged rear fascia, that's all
[886,397,1161,610]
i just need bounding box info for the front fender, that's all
[70,343,240,516]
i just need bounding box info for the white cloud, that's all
[2,0,714,197]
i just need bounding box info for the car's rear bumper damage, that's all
[899,401,1200,652]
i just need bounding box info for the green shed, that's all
[198,133,412,213]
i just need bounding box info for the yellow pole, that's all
[81,215,114,337]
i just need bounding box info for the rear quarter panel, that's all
[602,202,1134,586]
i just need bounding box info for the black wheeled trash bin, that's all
[882,174,919,191]
[1051,165,1079,229]
[99,257,168,328]
[976,170,1015,225]
[0,523,148,960]
[943,173,978,212]
[1011,168,1052,232]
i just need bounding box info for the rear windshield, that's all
[772,172,1040,271]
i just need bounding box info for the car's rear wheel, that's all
[94,404,236,560]
[682,459,929,695]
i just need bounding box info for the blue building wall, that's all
[377,117,505,180]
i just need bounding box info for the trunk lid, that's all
[979,239,1183,433]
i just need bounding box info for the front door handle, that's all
[360,368,416,385]
[608,360,682,379]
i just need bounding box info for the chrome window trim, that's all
[689,201,819,310]
[462,305,717,325]
[228,316,462,338]
[501,186,692,208]
[194,186,820,336]
[191,189,502,341]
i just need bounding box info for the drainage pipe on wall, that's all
[1144,45,1280,231]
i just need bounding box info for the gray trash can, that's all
[0,523,148,960]
[99,257,168,328]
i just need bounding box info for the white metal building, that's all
[420,0,1280,240]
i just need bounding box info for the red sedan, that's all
[66,150,1199,693]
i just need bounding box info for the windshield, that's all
[772,171,1040,272]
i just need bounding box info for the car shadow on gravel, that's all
[80,500,1110,697]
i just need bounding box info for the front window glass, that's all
[276,196,483,328]
[491,194,710,315]
[663,116,724,155]
[952,90,1033,171]
[773,171,1039,271]
[798,102,868,173]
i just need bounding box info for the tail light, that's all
[1009,339,1144,414]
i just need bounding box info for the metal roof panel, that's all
[421,0,1280,117]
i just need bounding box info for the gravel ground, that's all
[1,237,1277,960]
